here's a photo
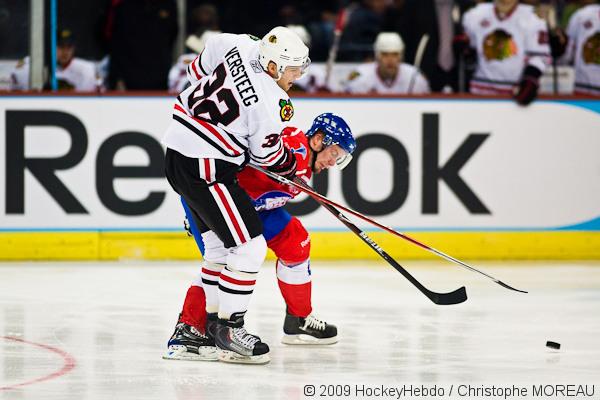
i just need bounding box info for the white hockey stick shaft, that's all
[408,34,429,94]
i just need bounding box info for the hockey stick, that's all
[452,5,466,93]
[408,34,429,94]
[288,175,467,305]
[324,5,354,89]
[546,5,559,95]
[249,164,527,294]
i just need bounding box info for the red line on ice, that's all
[0,336,76,391]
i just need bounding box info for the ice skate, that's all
[163,322,218,361]
[214,313,270,364]
[282,312,338,345]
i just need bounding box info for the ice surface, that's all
[1,261,599,399]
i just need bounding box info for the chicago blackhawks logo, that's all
[279,99,294,121]
[582,32,600,65]
[483,29,518,61]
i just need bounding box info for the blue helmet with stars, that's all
[306,113,356,169]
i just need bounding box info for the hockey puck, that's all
[546,341,561,350]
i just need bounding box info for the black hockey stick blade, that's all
[428,286,468,305]
[382,247,468,305]
[496,280,528,294]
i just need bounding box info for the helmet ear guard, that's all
[258,26,310,80]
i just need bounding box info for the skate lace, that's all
[233,327,259,348]
[188,325,208,339]
[303,314,326,331]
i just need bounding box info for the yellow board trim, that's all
[1,231,599,261]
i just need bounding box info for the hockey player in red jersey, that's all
[165,113,356,360]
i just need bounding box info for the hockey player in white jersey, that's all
[162,27,309,364]
[462,0,551,105]
[344,32,430,95]
[563,3,600,96]
[11,29,99,92]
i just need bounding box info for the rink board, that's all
[0,96,599,260]
[1,231,599,261]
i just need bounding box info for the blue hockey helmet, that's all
[306,113,356,170]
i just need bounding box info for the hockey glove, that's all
[453,33,477,65]
[266,146,297,181]
[549,28,567,59]
[513,65,542,106]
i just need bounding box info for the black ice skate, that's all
[214,313,270,364]
[206,312,218,339]
[282,312,338,345]
[163,322,217,361]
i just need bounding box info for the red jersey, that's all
[238,127,312,211]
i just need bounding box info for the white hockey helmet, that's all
[258,26,310,80]
[185,30,221,53]
[374,32,405,55]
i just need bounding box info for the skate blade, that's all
[217,349,270,365]
[163,345,218,361]
[281,334,338,345]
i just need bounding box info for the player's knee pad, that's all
[227,235,267,274]
[276,258,311,285]
[267,217,310,265]
[201,230,228,264]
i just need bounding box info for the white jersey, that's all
[162,33,295,168]
[168,53,196,93]
[11,57,99,92]
[344,62,430,94]
[463,3,551,94]
[564,5,600,95]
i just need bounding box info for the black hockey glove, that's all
[266,145,297,181]
[549,28,567,59]
[513,65,542,106]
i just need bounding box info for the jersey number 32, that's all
[188,63,240,126]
